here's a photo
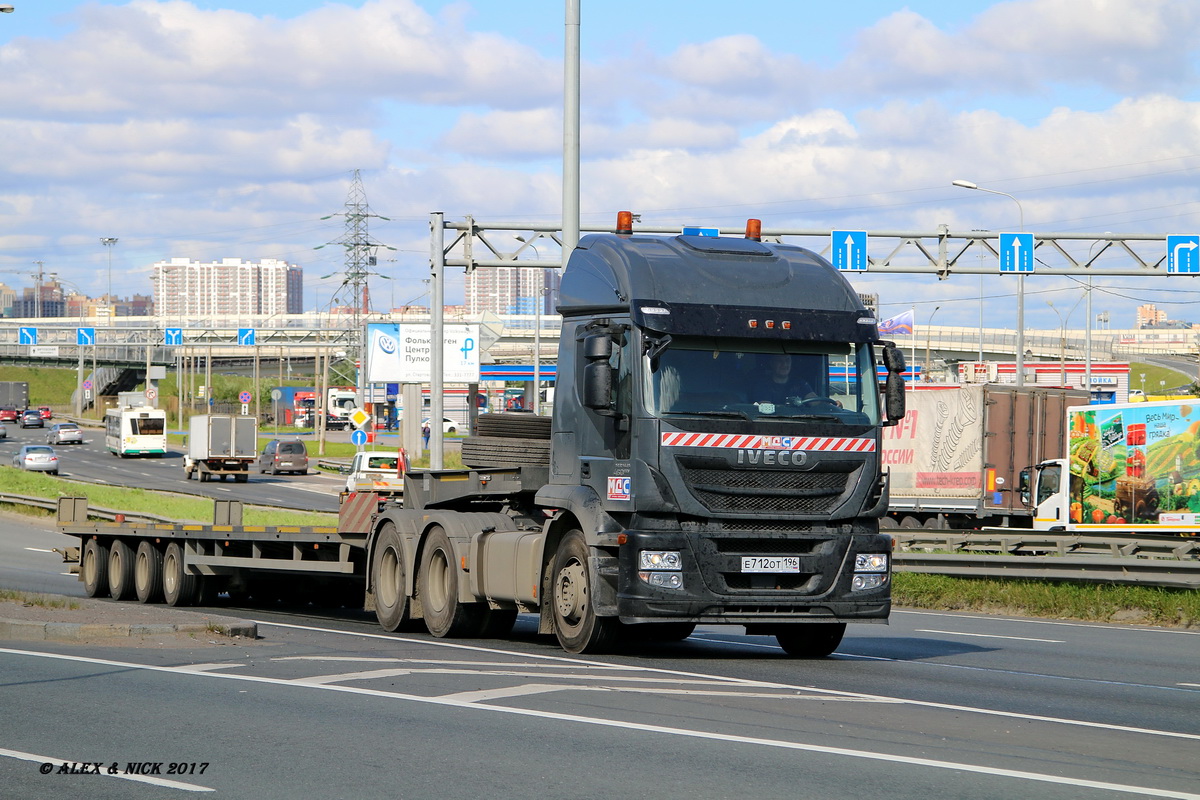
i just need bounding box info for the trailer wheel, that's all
[81,538,109,598]
[107,539,136,601]
[774,623,846,658]
[163,542,197,606]
[134,540,164,604]
[372,522,411,632]
[551,530,621,654]
[418,526,482,638]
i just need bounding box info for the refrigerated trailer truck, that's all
[1024,398,1200,536]
[881,384,1086,530]
[59,213,907,657]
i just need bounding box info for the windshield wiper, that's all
[677,409,752,421]
[767,413,843,422]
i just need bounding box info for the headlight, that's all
[639,571,684,589]
[852,574,888,591]
[854,553,888,572]
[639,550,682,570]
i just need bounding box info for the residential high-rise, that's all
[464,267,561,315]
[152,258,302,316]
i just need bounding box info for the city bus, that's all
[104,406,168,457]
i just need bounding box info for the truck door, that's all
[1032,461,1067,530]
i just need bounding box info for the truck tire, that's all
[81,538,109,598]
[107,539,136,601]
[418,526,483,638]
[163,542,198,607]
[551,530,621,654]
[372,522,411,632]
[774,623,846,658]
[134,540,164,604]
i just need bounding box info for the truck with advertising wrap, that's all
[1025,398,1200,535]
[57,213,907,657]
[882,385,1085,530]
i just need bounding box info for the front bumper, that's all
[613,528,891,624]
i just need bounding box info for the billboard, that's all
[365,323,480,384]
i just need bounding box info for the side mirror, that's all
[582,362,613,410]
[583,334,612,361]
[880,344,906,426]
[1018,468,1031,506]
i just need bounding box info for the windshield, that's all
[645,336,880,425]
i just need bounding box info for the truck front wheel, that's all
[551,530,621,654]
[372,522,410,632]
[418,526,483,638]
[774,623,846,658]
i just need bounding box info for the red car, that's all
[0,407,18,423]
[38,406,52,420]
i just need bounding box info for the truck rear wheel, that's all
[372,522,411,632]
[418,526,483,638]
[774,623,846,658]
[551,531,621,654]
[108,539,136,601]
[81,538,109,598]
[134,540,164,604]
[163,542,197,606]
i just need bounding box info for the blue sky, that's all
[3,0,1200,332]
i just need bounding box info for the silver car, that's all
[12,444,59,474]
[47,422,84,445]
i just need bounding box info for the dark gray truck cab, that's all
[531,224,905,654]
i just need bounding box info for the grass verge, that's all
[0,466,336,527]
[0,588,82,610]
[893,572,1199,628]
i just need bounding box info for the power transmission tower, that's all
[315,169,395,395]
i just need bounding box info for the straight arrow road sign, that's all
[999,232,1034,273]
[831,230,868,271]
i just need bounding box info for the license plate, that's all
[741,556,800,573]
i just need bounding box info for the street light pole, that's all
[952,180,1026,386]
[925,305,941,382]
[100,237,118,321]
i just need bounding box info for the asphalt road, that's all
[2,514,1198,800]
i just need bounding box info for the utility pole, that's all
[32,261,43,318]
[101,237,118,321]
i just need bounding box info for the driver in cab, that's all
[751,353,819,407]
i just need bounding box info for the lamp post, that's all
[516,235,544,414]
[952,179,1026,386]
[925,305,941,383]
[1046,300,1067,386]
[100,237,118,321]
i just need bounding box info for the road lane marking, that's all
[253,621,1200,741]
[185,663,247,672]
[293,668,413,685]
[895,609,1200,635]
[437,683,566,703]
[0,746,213,792]
[915,629,1064,643]
[0,647,1194,800]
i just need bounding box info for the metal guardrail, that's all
[0,491,184,524]
[892,530,1200,588]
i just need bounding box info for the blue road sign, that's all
[831,230,868,271]
[18,327,37,345]
[76,327,95,346]
[1166,234,1200,273]
[165,327,183,345]
[237,328,256,346]
[682,226,719,237]
[350,429,367,446]
[998,232,1035,273]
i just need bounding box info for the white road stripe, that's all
[293,668,412,685]
[437,683,566,703]
[0,647,1194,800]
[255,621,1200,741]
[915,629,1064,643]
[184,663,247,672]
[895,609,1200,635]
[0,746,213,792]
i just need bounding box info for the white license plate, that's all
[741,556,800,573]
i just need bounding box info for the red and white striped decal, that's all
[660,432,876,452]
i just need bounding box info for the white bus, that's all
[104,407,167,457]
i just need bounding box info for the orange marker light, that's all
[745,218,762,241]
[616,211,634,235]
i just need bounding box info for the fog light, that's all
[855,553,888,572]
[852,574,887,591]
[639,550,682,570]
[639,571,684,589]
